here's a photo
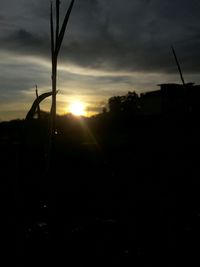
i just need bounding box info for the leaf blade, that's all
[56,0,75,55]
[50,2,55,61]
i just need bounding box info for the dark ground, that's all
[0,113,200,266]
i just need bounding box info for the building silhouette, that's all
[140,83,200,117]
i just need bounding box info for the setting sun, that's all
[69,101,86,116]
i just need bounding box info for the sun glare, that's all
[69,101,85,116]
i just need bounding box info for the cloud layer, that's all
[1,0,200,72]
[1,0,200,120]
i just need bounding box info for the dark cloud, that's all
[6,29,43,47]
[0,0,200,74]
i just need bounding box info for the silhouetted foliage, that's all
[35,85,41,119]
[25,91,53,120]
[49,0,75,162]
[108,91,139,115]
[3,83,200,265]
[108,96,122,114]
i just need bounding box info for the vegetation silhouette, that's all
[1,1,200,266]
[49,0,75,168]
[109,91,140,115]
[2,81,200,265]
[25,91,53,121]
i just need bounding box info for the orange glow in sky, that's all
[68,101,86,116]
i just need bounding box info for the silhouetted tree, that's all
[122,91,139,114]
[102,107,107,114]
[108,96,122,114]
[108,91,139,115]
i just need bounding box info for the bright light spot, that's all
[69,101,86,116]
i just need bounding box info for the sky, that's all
[1,0,200,120]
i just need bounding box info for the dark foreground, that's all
[0,114,200,266]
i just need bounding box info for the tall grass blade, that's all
[35,84,41,119]
[56,0,75,55]
[26,91,53,120]
[171,45,186,87]
[50,2,55,62]
[48,0,75,169]
[56,0,60,46]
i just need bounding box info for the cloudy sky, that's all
[0,0,200,120]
